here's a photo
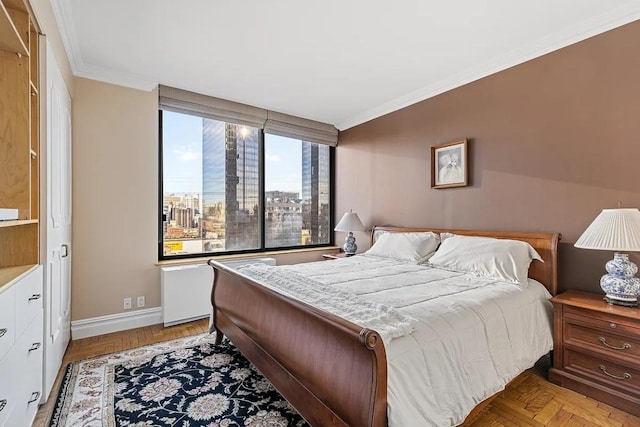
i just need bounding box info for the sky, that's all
[162,111,303,196]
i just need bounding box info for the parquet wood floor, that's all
[32,319,640,426]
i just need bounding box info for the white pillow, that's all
[439,232,456,241]
[427,235,543,286]
[365,232,441,263]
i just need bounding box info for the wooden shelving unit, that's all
[0,1,28,55]
[0,3,45,425]
[0,219,38,228]
[0,0,40,285]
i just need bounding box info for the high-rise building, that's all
[302,142,330,244]
[202,119,260,251]
[266,211,303,247]
[202,119,226,252]
[265,190,303,247]
[171,206,194,228]
[266,190,300,202]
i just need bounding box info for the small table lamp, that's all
[574,208,640,306]
[334,211,365,256]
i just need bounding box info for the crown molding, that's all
[51,0,640,124]
[50,0,83,75]
[74,62,158,91]
[50,0,157,91]
[336,4,640,131]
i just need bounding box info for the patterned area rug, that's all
[49,333,309,426]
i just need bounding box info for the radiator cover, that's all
[160,257,276,326]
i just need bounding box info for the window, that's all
[160,110,333,258]
[265,134,331,248]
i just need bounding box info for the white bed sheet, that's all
[280,254,554,427]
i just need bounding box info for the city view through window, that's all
[161,111,331,256]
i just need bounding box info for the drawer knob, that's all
[0,399,6,412]
[599,365,631,381]
[0,328,7,338]
[27,391,40,404]
[28,294,42,301]
[599,336,632,350]
[610,323,617,328]
[29,342,41,352]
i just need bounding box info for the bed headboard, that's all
[371,225,561,296]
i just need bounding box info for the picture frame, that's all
[431,138,468,189]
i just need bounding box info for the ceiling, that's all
[51,0,640,130]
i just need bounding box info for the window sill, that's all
[156,246,341,267]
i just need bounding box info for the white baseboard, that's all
[71,307,163,339]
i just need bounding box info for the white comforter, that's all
[278,254,554,427]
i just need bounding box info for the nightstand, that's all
[322,253,349,260]
[549,291,640,416]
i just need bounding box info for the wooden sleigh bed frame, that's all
[208,226,560,426]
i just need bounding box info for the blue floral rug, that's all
[49,333,309,426]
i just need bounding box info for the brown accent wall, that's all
[336,21,640,293]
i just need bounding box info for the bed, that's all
[207,226,560,426]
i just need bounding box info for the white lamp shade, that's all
[334,212,365,232]
[575,208,640,251]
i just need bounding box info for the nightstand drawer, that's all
[564,349,640,394]
[564,305,640,339]
[565,322,640,362]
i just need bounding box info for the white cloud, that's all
[173,147,201,162]
[180,151,200,161]
[266,154,281,162]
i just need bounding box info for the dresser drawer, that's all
[0,340,17,427]
[7,316,44,427]
[564,349,640,394]
[0,287,16,363]
[564,321,640,363]
[14,266,43,338]
[564,305,640,339]
[15,310,44,378]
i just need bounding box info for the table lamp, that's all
[574,208,640,306]
[334,211,365,256]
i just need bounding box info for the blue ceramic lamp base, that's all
[343,232,357,256]
[600,253,640,307]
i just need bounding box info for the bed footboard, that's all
[208,260,388,427]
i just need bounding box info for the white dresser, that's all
[0,266,44,427]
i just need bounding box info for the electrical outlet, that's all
[124,297,132,310]
[137,296,145,308]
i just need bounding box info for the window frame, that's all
[158,110,335,261]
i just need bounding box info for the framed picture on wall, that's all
[431,138,468,189]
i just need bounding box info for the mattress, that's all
[278,254,554,426]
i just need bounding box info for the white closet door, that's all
[41,38,72,401]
